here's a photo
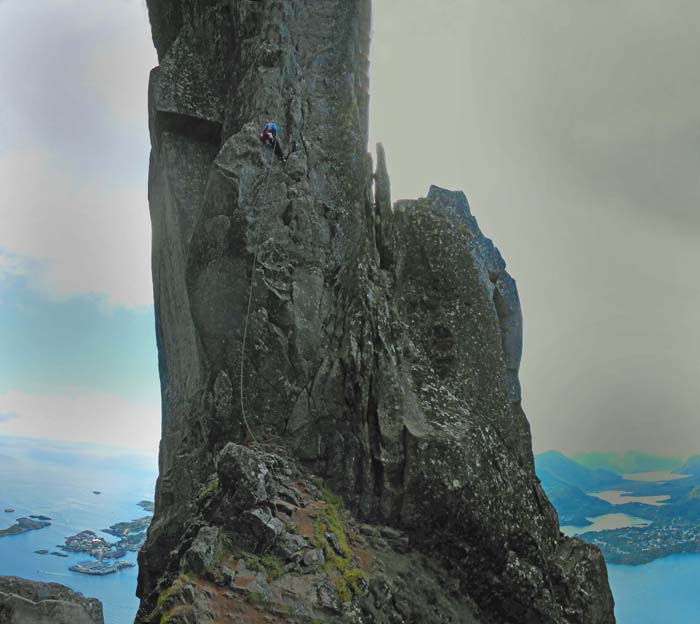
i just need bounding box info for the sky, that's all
[1,0,699,457]
[0,0,160,450]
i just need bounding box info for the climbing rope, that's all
[239,135,279,445]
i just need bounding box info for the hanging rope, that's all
[239,136,279,445]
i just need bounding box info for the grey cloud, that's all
[370,0,700,456]
[0,0,154,180]
[0,0,156,305]
[450,0,700,229]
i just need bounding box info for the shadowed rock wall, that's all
[139,1,615,622]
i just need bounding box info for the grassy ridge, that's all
[571,451,685,474]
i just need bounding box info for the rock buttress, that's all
[139,1,615,623]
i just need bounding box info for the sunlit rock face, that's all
[138,1,615,623]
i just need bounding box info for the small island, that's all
[103,516,151,539]
[4,508,14,513]
[104,517,151,552]
[29,514,52,521]
[32,510,153,579]
[137,500,155,512]
[0,517,50,537]
[61,530,126,560]
[34,548,68,558]
[70,560,135,576]
[92,491,101,495]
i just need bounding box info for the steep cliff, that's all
[0,576,103,624]
[139,1,615,623]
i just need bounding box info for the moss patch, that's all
[160,604,190,624]
[196,477,220,505]
[156,574,191,609]
[246,591,263,604]
[241,553,286,582]
[261,554,286,580]
[312,487,365,603]
[319,484,345,510]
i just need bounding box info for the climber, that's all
[259,121,285,161]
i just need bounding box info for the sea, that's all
[0,435,157,624]
[2,436,700,623]
[608,553,700,623]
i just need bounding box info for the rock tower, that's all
[138,2,616,622]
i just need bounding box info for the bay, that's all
[609,553,700,623]
[0,435,157,624]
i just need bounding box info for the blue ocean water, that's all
[0,435,157,624]
[609,553,700,623]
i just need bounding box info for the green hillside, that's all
[678,455,700,476]
[535,450,622,492]
[572,451,684,473]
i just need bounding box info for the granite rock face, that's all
[139,1,615,623]
[140,443,484,623]
[0,576,103,624]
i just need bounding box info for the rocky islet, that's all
[0,517,51,538]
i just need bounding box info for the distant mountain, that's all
[677,455,700,476]
[535,450,623,492]
[571,451,684,474]
[539,479,615,527]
